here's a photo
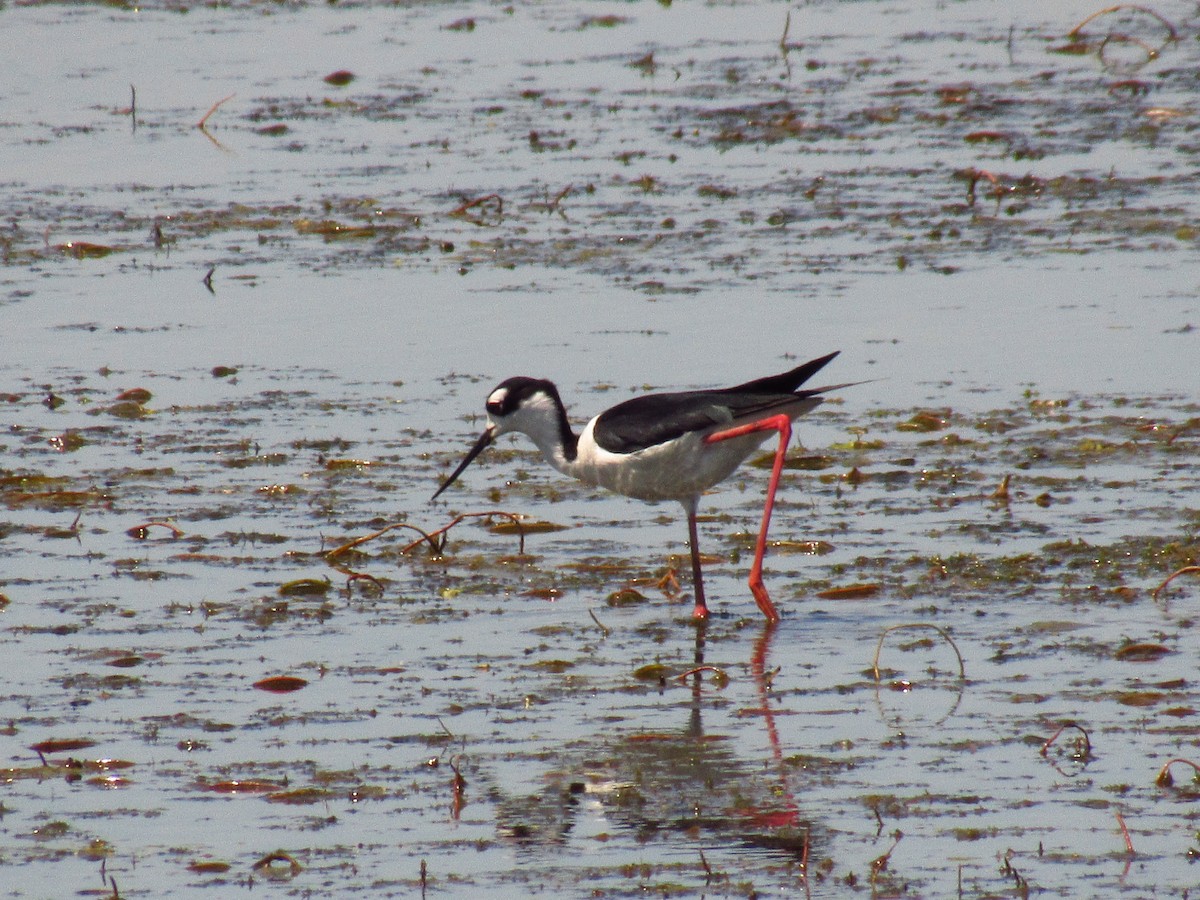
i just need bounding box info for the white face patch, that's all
[487,387,508,407]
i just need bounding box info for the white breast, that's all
[560,418,777,503]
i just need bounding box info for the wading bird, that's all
[432,351,844,622]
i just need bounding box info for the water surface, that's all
[1,0,1198,897]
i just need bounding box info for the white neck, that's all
[498,392,579,473]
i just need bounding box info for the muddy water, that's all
[2,0,1199,897]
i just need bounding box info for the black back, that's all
[593,351,838,454]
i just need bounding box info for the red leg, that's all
[705,413,792,622]
[686,504,709,620]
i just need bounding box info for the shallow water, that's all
[2,0,1199,897]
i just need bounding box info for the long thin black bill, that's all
[431,429,494,500]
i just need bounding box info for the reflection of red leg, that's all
[751,622,782,759]
[705,414,792,622]
[686,508,708,620]
[750,622,800,829]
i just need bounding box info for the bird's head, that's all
[431,377,563,500]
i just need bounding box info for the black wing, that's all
[593,391,742,454]
[592,351,841,454]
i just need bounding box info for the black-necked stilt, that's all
[432,351,844,622]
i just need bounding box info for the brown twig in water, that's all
[1000,848,1028,894]
[202,267,215,294]
[870,830,903,887]
[588,608,610,636]
[536,184,572,216]
[1151,565,1199,601]
[326,521,443,560]
[449,755,467,820]
[197,128,229,152]
[326,512,528,567]
[1165,418,1196,445]
[347,571,384,592]
[1068,5,1178,42]
[398,511,527,556]
[450,193,502,215]
[656,566,681,598]
[1155,757,1200,787]
[251,850,302,876]
[1099,30,1161,64]
[420,860,428,900]
[328,564,385,595]
[1115,810,1134,854]
[197,93,236,129]
[872,623,965,681]
[1109,78,1151,96]
[449,193,503,224]
[1040,721,1092,759]
[777,10,797,79]
[699,849,712,885]
[762,664,781,690]
[127,520,184,540]
[674,665,728,682]
[990,473,1011,503]
[963,168,1003,211]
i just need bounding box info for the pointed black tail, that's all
[726,351,840,395]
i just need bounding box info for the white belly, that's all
[561,420,777,503]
